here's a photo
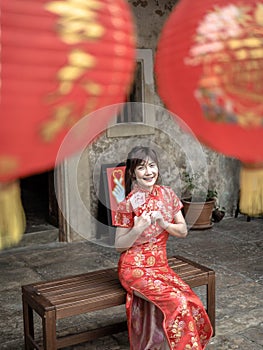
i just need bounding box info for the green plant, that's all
[181,171,218,202]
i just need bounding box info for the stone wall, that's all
[72,0,240,241]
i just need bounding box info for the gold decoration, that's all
[59,81,74,95]
[132,268,144,278]
[46,0,102,13]
[45,0,104,42]
[228,37,262,50]
[255,3,263,26]
[83,81,102,95]
[188,321,194,332]
[239,163,263,216]
[58,65,85,81]
[69,49,96,68]
[186,2,263,128]
[0,181,26,250]
[147,256,156,266]
[40,105,73,142]
[42,0,106,144]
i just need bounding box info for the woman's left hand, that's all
[150,211,169,230]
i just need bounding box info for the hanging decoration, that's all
[0,0,136,249]
[155,0,263,216]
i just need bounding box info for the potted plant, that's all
[212,206,225,223]
[181,171,218,230]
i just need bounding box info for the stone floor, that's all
[0,215,262,349]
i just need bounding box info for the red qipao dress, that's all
[114,184,213,350]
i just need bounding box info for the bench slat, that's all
[40,280,122,299]
[25,257,211,317]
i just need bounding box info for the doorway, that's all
[20,170,59,234]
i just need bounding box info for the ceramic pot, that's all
[182,198,215,230]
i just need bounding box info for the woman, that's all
[114,146,213,350]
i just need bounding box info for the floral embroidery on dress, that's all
[116,184,212,349]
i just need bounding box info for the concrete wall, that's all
[66,0,240,242]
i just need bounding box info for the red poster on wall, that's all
[106,165,126,225]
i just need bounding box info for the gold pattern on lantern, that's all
[40,105,74,142]
[58,66,85,82]
[46,3,96,20]
[59,24,104,44]
[57,49,95,82]
[235,49,248,60]
[69,49,96,68]
[57,49,96,94]
[83,81,102,95]
[255,4,263,26]
[0,157,19,176]
[250,48,263,59]
[46,1,105,42]
[228,38,262,50]
[59,81,73,95]
[43,0,105,142]
[237,111,262,127]
[72,0,102,10]
[186,2,263,128]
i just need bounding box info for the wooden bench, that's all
[22,255,215,349]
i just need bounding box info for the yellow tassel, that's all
[0,181,26,250]
[239,163,263,217]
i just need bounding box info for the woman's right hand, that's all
[134,211,151,232]
[115,211,151,252]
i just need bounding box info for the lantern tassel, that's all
[0,181,26,250]
[239,164,263,217]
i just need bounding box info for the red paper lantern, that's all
[155,0,263,216]
[0,0,136,181]
[0,0,136,248]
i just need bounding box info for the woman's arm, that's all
[115,211,152,252]
[151,210,188,238]
[165,210,188,238]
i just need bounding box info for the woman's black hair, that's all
[124,146,161,196]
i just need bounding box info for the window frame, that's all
[107,49,155,137]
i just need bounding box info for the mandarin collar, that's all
[132,183,159,197]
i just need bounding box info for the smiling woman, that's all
[124,146,162,196]
[114,146,212,350]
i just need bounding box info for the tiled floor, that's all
[0,216,262,349]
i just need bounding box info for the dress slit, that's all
[128,288,171,350]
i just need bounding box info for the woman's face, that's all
[134,157,159,191]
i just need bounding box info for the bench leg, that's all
[22,295,35,350]
[43,310,57,350]
[206,273,216,336]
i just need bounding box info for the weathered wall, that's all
[73,0,240,241]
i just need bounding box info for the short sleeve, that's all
[113,199,134,228]
[161,186,183,216]
[173,192,183,213]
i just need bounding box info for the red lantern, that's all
[155,0,263,216]
[0,0,136,248]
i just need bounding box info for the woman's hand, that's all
[115,211,151,252]
[150,211,169,229]
[134,211,152,231]
[150,210,188,238]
